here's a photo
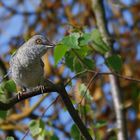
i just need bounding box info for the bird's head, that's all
[25,35,55,56]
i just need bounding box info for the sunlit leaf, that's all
[0,93,7,103]
[38,129,53,140]
[91,29,111,54]
[54,44,68,65]
[61,33,80,49]
[79,33,92,46]
[79,84,92,102]
[74,46,90,57]
[29,120,42,137]
[0,84,4,94]
[6,137,15,140]
[94,120,107,128]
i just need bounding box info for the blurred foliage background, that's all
[0,0,140,140]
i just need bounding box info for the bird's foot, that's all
[17,88,26,100]
[17,91,23,100]
[37,85,45,95]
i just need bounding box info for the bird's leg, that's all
[22,87,26,92]
[37,85,45,95]
[17,87,26,100]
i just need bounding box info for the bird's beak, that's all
[44,40,55,48]
[47,42,55,48]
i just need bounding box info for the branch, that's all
[79,71,98,104]
[0,83,93,140]
[0,86,56,110]
[41,95,60,118]
[55,84,93,140]
[0,1,40,16]
[91,0,128,140]
[0,122,27,132]
[65,69,140,86]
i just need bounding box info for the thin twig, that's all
[79,72,98,104]
[65,70,88,86]
[65,69,140,88]
[101,72,140,83]
[21,129,30,140]
[41,95,60,118]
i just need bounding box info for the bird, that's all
[10,35,55,92]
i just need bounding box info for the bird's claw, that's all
[17,88,26,100]
[17,91,23,100]
[37,85,45,94]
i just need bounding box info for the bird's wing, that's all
[5,51,17,78]
[40,58,44,68]
[9,51,17,66]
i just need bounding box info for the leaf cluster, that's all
[54,29,122,73]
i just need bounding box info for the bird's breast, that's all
[11,56,44,88]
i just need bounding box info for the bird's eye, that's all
[36,38,42,44]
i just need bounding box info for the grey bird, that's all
[10,35,55,91]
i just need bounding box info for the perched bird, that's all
[10,35,55,91]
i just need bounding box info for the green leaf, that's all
[94,120,107,128]
[65,52,74,71]
[71,124,84,140]
[79,84,92,102]
[0,110,7,119]
[6,137,15,140]
[74,46,90,57]
[61,33,80,49]
[38,129,53,140]
[83,58,95,70]
[4,80,17,93]
[109,136,117,140]
[50,135,59,140]
[91,29,101,40]
[91,29,111,54]
[131,84,140,100]
[54,44,68,65]
[73,57,83,73]
[38,135,45,140]
[65,47,94,72]
[29,120,42,137]
[79,33,92,46]
[106,55,122,72]
[39,119,45,130]
[79,105,91,115]
[0,84,4,94]
[0,93,7,103]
